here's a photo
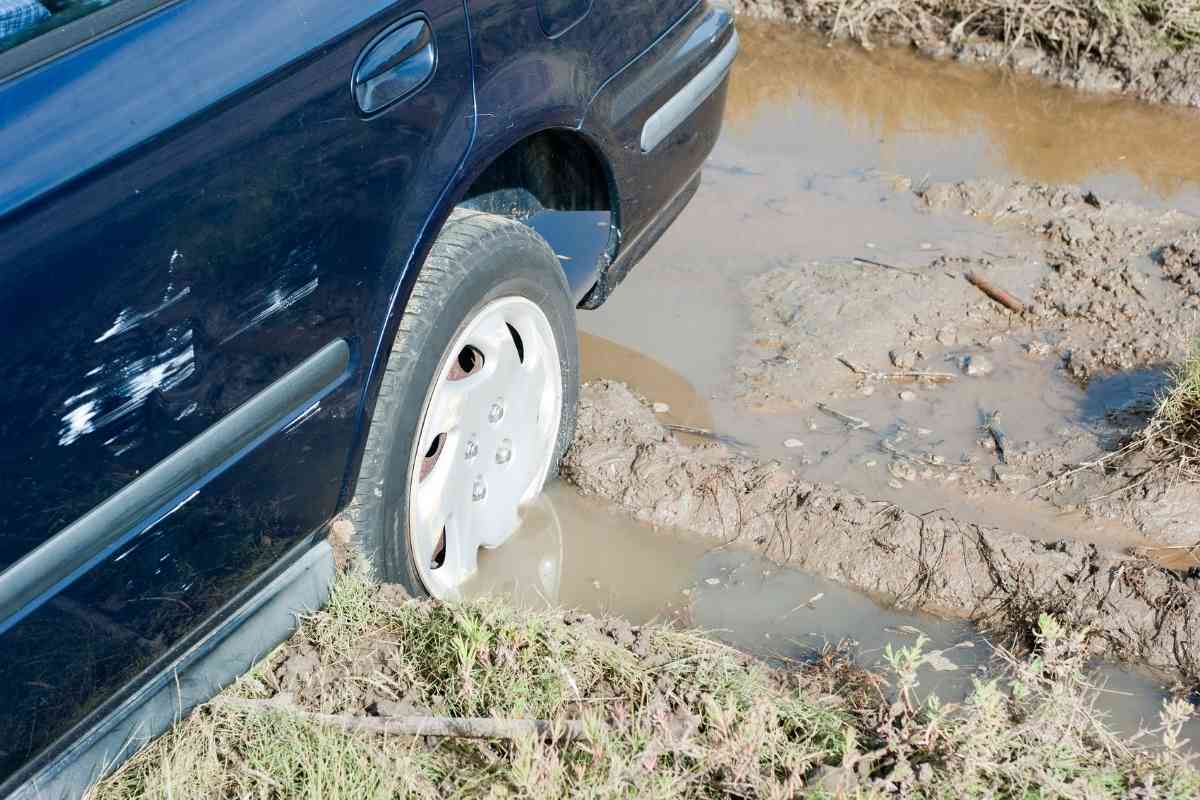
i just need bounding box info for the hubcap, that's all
[408,296,562,598]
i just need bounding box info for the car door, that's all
[0,0,474,787]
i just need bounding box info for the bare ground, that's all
[563,379,1200,682]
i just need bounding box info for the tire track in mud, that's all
[563,379,1200,683]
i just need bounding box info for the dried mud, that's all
[563,380,1200,682]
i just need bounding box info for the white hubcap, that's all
[408,296,562,598]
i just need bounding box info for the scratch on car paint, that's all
[59,326,196,446]
[148,490,199,532]
[219,277,318,344]
[94,287,191,343]
[282,401,321,434]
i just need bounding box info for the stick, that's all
[816,403,870,430]
[835,357,956,384]
[213,696,588,742]
[852,257,921,277]
[983,411,1007,465]
[965,271,1027,313]
[664,424,750,449]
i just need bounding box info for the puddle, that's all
[466,483,1200,748]
[574,17,1200,552]
[489,17,1200,745]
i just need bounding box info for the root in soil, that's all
[90,577,1200,799]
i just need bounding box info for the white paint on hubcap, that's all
[408,296,562,598]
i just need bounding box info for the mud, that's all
[733,0,1200,109]
[562,380,1200,681]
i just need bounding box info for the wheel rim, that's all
[407,295,563,599]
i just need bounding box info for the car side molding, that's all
[0,339,352,636]
[640,28,738,153]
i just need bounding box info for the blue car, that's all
[0,0,736,795]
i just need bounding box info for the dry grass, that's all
[88,576,1200,799]
[736,0,1200,62]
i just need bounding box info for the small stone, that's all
[704,577,721,586]
[899,390,917,402]
[865,242,877,249]
[861,385,875,396]
[993,465,1029,484]
[807,420,819,431]
[1027,340,1051,359]
[890,349,917,369]
[917,427,933,437]
[936,324,958,346]
[888,461,918,482]
[864,459,877,468]
[652,402,670,413]
[783,438,804,449]
[592,580,602,589]
[920,242,933,250]
[888,479,904,489]
[681,589,692,597]
[930,454,946,465]
[963,355,994,377]
[988,335,1003,346]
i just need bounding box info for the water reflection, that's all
[727,19,1200,199]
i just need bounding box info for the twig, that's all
[835,357,955,384]
[664,424,750,449]
[982,410,1007,465]
[213,695,589,741]
[965,271,1027,313]
[1025,439,1143,494]
[816,403,870,430]
[852,256,921,277]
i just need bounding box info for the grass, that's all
[88,575,1200,799]
[1144,339,1200,462]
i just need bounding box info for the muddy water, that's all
[576,18,1200,551]
[479,20,1200,739]
[466,480,1200,746]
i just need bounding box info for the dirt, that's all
[562,379,1200,682]
[733,0,1200,109]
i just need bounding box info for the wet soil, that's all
[477,20,1200,730]
[733,2,1200,109]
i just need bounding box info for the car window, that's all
[0,0,118,53]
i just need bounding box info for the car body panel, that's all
[0,0,733,793]
[0,0,474,788]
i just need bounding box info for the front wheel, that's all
[348,210,579,598]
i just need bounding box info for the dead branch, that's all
[852,256,921,277]
[816,403,870,430]
[965,271,1027,313]
[212,695,588,742]
[835,357,955,384]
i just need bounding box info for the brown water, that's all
[475,21,1200,736]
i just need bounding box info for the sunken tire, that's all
[348,209,579,599]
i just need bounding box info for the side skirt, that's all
[6,540,335,800]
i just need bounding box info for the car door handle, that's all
[353,18,436,115]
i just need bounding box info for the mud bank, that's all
[563,380,1200,682]
[734,0,1200,109]
[914,179,1200,552]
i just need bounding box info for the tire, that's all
[348,209,579,598]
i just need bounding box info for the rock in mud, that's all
[563,380,1200,681]
[962,354,994,376]
[890,349,917,369]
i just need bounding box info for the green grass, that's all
[90,578,1199,799]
